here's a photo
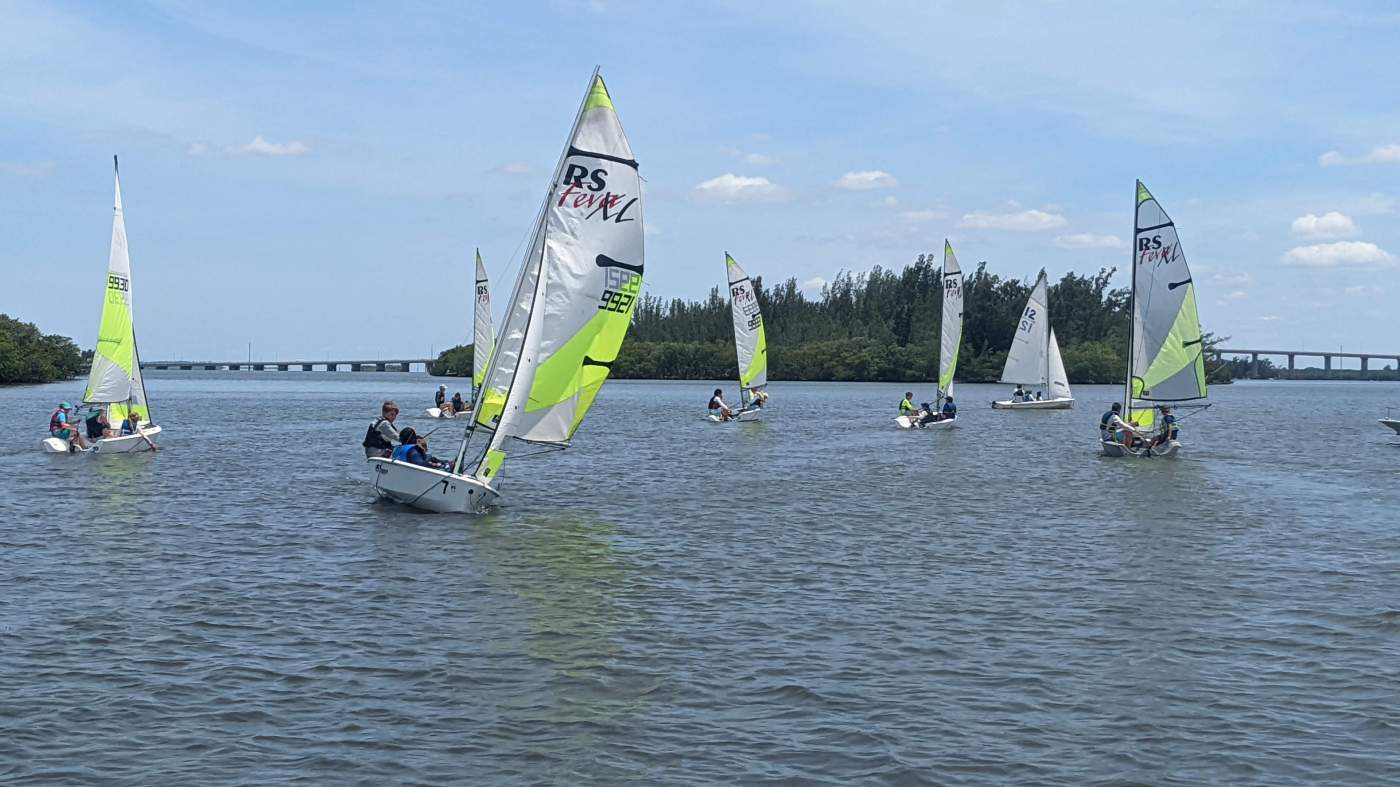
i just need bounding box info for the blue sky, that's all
[1,1,1397,361]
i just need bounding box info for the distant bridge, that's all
[140,359,437,372]
[1213,347,1400,376]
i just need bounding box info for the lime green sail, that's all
[1125,180,1207,429]
[83,157,151,425]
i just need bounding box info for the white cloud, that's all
[1212,272,1253,286]
[694,173,783,202]
[1259,315,1280,321]
[1290,211,1357,238]
[1283,241,1394,268]
[493,161,533,175]
[883,196,899,207]
[960,208,1068,231]
[1221,290,1248,301]
[0,161,53,176]
[1318,144,1400,167]
[834,169,897,190]
[1344,284,1383,297]
[1053,232,1123,249]
[185,142,208,156]
[801,276,827,292]
[239,135,310,157]
[897,209,947,223]
[743,152,776,165]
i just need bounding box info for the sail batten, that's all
[938,240,963,399]
[726,253,767,393]
[83,159,150,424]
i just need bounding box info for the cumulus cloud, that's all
[834,170,897,190]
[694,173,783,202]
[801,276,828,292]
[960,208,1067,231]
[1283,241,1394,268]
[239,135,310,157]
[1318,144,1400,167]
[1053,232,1123,249]
[1290,211,1357,238]
[897,209,947,223]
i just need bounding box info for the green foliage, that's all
[620,258,1136,383]
[431,344,475,377]
[0,314,86,384]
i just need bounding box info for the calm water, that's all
[2,373,1399,785]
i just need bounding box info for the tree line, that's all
[0,314,87,385]
[434,255,1231,384]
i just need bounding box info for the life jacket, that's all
[708,396,722,410]
[899,399,913,413]
[362,417,393,450]
[942,401,956,416]
[1100,410,1116,431]
[49,409,65,433]
[391,443,428,466]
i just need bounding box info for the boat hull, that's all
[1100,437,1180,458]
[1381,419,1400,435]
[707,408,762,423]
[894,415,957,430]
[425,407,471,419]
[992,397,1074,410]
[42,424,163,454]
[368,457,499,513]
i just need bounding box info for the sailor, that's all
[708,388,733,421]
[1012,385,1026,403]
[899,392,915,416]
[748,388,769,408]
[362,400,401,458]
[48,402,87,450]
[916,402,939,426]
[940,395,957,420]
[85,408,115,441]
[120,412,158,450]
[1034,391,1043,401]
[392,427,446,469]
[1151,406,1179,449]
[434,384,447,409]
[451,391,466,413]
[1100,402,1136,449]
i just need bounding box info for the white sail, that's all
[725,252,767,392]
[938,240,963,399]
[83,158,150,424]
[1047,328,1071,399]
[999,270,1050,386]
[1129,181,1206,411]
[471,249,493,395]
[469,73,643,483]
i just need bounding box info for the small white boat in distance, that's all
[424,407,471,419]
[1381,419,1400,435]
[45,157,162,454]
[895,240,961,430]
[992,269,1073,410]
[708,252,769,423]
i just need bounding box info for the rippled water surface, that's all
[3,373,1399,785]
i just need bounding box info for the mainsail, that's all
[725,252,767,399]
[999,270,1050,387]
[82,157,150,424]
[938,240,963,400]
[471,248,493,398]
[1126,180,1207,427]
[460,73,643,483]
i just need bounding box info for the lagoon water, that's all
[2,373,1399,785]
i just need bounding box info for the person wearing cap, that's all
[939,394,957,420]
[48,402,87,450]
[1150,406,1179,449]
[391,426,446,469]
[434,384,447,410]
[363,401,401,458]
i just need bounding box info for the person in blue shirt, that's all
[1150,406,1179,449]
[940,395,957,420]
[391,427,446,469]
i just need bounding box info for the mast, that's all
[1124,180,1139,414]
[1042,271,1050,392]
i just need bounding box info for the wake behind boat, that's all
[992,269,1073,410]
[1100,181,1209,458]
[895,240,961,430]
[44,157,161,455]
[371,71,643,513]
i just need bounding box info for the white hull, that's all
[707,408,763,423]
[368,457,499,513]
[425,407,471,419]
[894,414,958,430]
[42,424,163,454]
[1381,419,1400,435]
[992,397,1074,410]
[1100,437,1180,458]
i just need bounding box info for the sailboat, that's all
[895,240,962,429]
[1101,181,1208,457]
[991,270,1073,409]
[426,249,492,419]
[43,157,162,454]
[370,71,643,512]
[709,252,768,422]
